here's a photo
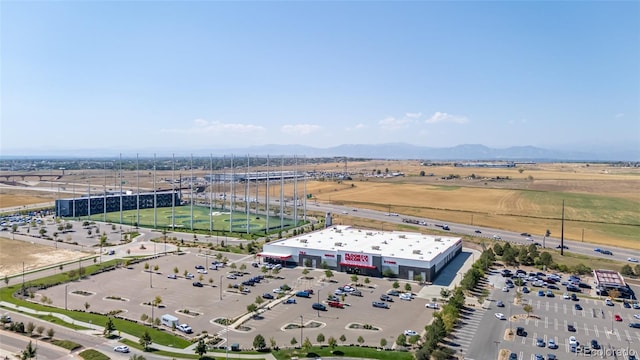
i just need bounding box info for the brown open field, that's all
[0,237,85,277]
[1,161,638,248]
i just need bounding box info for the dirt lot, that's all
[0,237,85,277]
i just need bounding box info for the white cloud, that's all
[405,112,422,119]
[425,112,469,124]
[345,123,367,131]
[281,124,321,135]
[615,113,625,118]
[379,116,413,129]
[161,119,266,134]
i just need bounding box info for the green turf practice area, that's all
[85,206,300,234]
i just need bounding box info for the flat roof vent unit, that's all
[398,234,406,239]
[371,245,380,250]
[366,232,373,236]
[334,242,343,247]
[382,240,388,244]
[299,239,308,243]
[335,229,342,233]
[412,249,422,254]
[435,237,442,242]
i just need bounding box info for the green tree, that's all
[194,339,207,358]
[539,252,553,266]
[523,304,533,318]
[253,334,266,350]
[621,264,634,276]
[357,335,365,345]
[404,283,412,292]
[290,337,298,346]
[104,317,116,337]
[247,303,258,316]
[21,340,36,360]
[339,334,347,344]
[302,337,312,351]
[439,288,451,301]
[380,337,388,348]
[392,281,400,289]
[35,326,44,336]
[302,268,310,278]
[316,333,325,345]
[173,266,179,275]
[351,274,359,284]
[324,269,334,281]
[493,243,504,256]
[46,328,55,339]
[144,262,150,271]
[139,330,152,351]
[328,336,337,349]
[408,335,420,345]
[269,337,277,350]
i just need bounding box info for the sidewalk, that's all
[0,301,276,360]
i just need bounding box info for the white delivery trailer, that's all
[161,314,179,328]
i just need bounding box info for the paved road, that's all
[311,203,639,263]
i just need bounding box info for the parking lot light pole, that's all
[300,315,303,348]
[219,274,223,300]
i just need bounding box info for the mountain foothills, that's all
[3,143,639,161]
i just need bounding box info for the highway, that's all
[310,202,639,264]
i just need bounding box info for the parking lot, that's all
[38,250,439,349]
[461,269,640,360]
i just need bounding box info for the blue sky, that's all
[1,1,638,155]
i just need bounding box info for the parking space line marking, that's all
[625,329,632,341]
[532,332,537,346]
[544,316,548,329]
[537,300,541,309]
[554,302,558,313]
[545,302,549,311]
[535,318,539,326]
[554,318,558,331]
[594,325,599,338]
[562,303,566,314]
[583,323,589,335]
[615,329,621,341]
[564,338,570,352]
[604,327,610,339]
[522,336,526,344]
[564,319,567,332]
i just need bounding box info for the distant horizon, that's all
[1,142,638,162]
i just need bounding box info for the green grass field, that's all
[84,205,300,234]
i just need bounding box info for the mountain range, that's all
[2,143,638,161]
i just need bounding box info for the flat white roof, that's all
[267,225,461,262]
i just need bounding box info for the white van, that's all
[161,314,179,328]
[425,303,439,309]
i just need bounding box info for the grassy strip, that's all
[51,339,83,351]
[78,349,110,360]
[273,346,413,360]
[120,338,266,360]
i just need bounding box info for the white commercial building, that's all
[260,225,462,282]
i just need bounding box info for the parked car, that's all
[399,293,412,301]
[351,290,362,297]
[548,338,558,349]
[575,304,583,311]
[614,314,622,322]
[380,294,394,302]
[114,346,130,353]
[372,301,389,309]
[590,339,600,349]
[167,274,177,279]
[328,301,344,308]
[192,282,203,287]
[295,291,311,298]
[425,303,439,309]
[177,324,193,334]
[387,290,399,296]
[567,324,576,332]
[404,330,418,336]
[623,302,631,309]
[195,265,205,270]
[629,323,640,329]
[496,300,504,307]
[495,313,506,320]
[262,293,274,299]
[516,327,526,336]
[284,298,297,304]
[509,353,518,360]
[536,337,545,347]
[312,303,327,311]
[605,298,614,306]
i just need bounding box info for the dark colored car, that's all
[629,323,640,329]
[590,339,600,349]
[567,324,576,332]
[623,302,631,308]
[380,294,394,302]
[312,303,327,311]
[475,230,482,234]
[296,291,311,298]
[195,265,205,270]
[567,285,581,292]
[578,282,591,289]
[516,327,526,336]
[262,293,274,299]
[387,290,400,296]
[509,353,518,360]
[571,293,578,301]
[575,304,583,311]
[372,301,389,309]
[556,245,569,249]
[601,250,613,255]
[192,282,203,287]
